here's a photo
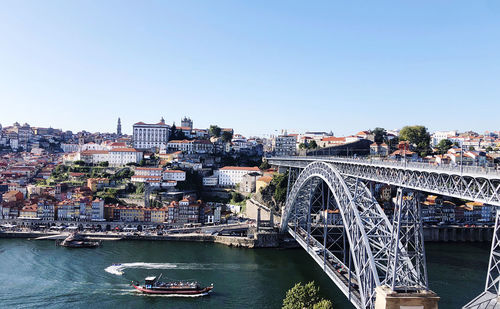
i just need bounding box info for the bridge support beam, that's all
[386,188,428,291]
[375,286,439,309]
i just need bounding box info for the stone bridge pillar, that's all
[375,286,439,309]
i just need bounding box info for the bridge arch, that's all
[281,161,415,308]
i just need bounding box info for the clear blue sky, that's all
[0,1,499,137]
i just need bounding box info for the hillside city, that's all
[1,118,499,231]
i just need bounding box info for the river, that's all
[0,239,490,309]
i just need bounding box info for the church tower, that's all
[117,118,122,136]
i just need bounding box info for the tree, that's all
[282,281,332,309]
[399,125,431,157]
[74,160,85,166]
[170,124,186,140]
[135,183,145,194]
[299,143,307,150]
[308,140,318,149]
[209,125,221,137]
[259,160,270,170]
[371,127,387,144]
[99,161,109,167]
[486,146,493,152]
[313,299,334,309]
[436,139,453,154]
[468,146,475,151]
[231,191,244,203]
[221,131,233,142]
[272,172,288,206]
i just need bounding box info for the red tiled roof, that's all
[136,167,162,171]
[81,150,109,155]
[110,148,139,152]
[321,137,345,142]
[220,166,260,171]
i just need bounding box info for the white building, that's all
[135,167,163,177]
[61,143,80,153]
[163,170,186,181]
[91,199,105,221]
[273,134,297,156]
[203,176,218,187]
[109,148,143,166]
[218,166,261,187]
[133,120,170,150]
[167,139,214,154]
[431,131,458,146]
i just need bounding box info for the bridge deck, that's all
[463,291,500,309]
[269,156,500,206]
[288,226,362,309]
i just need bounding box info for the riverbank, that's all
[0,230,282,248]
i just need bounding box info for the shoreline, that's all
[0,230,283,248]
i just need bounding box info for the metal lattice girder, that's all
[486,210,500,295]
[281,162,416,309]
[463,210,500,309]
[386,188,428,291]
[268,157,500,207]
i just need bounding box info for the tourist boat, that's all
[56,233,101,248]
[132,274,213,296]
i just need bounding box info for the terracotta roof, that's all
[81,150,109,155]
[131,175,162,179]
[220,166,260,171]
[321,137,345,142]
[136,167,162,171]
[110,148,139,152]
[257,176,272,183]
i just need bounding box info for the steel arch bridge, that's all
[281,161,427,309]
[269,156,500,309]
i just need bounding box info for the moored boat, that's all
[132,274,213,296]
[56,233,101,248]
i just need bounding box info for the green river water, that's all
[0,239,490,309]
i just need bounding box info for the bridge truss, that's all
[270,156,500,308]
[281,161,428,309]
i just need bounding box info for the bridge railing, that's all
[270,156,500,177]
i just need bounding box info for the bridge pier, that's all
[375,286,439,309]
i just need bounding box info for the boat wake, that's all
[105,262,239,276]
[105,262,177,275]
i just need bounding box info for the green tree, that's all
[399,125,431,157]
[272,172,288,205]
[313,299,334,309]
[209,125,221,137]
[468,146,475,151]
[486,146,493,152]
[308,140,318,149]
[99,161,109,167]
[170,124,187,140]
[282,281,332,309]
[371,127,387,144]
[436,139,453,154]
[259,160,270,170]
[74,160,85,166]
[221,131,233,142]
[299,143,307,150]
[135,183,145,194]
[231,191,244,203]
